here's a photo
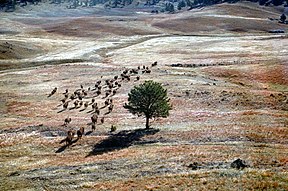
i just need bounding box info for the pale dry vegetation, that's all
[0,1,288,190]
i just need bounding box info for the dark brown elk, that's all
[60,130,75,146]
[152,61,157,67]
[108,104,114,113]
[91,114,98,124]
[92,123,96,131]
[61,98,67,104]
[114,75,118,80]
[92,102,98,110]
[70,94,76,100]
[100,117,104,124]
[63,102,69,109]
[91,98,95,104]
[73,100,79,108]
[64,117,71,126]
[84,102,89,109]
[77,127,84,139]
[112,89,117,95]
[48,87,57,97]
[79,101,83,107]
[136,76,140,81]
[95,108,100,115]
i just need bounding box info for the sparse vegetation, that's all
[0,1,287,190]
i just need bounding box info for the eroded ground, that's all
[0,2,288,190]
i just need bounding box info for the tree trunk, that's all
[145,116,150,129]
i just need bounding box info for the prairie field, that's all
[0,1,287,190]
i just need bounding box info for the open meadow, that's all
[0,1,288,190]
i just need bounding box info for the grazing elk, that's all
[64,117,71,126]
[95,108,100,115]
[152,61,157,67]
[77,127,84,140]
[63,101,69,109]
[73,100,79,108]
[61,98,67,104]
[49,87,57,97]
[91,114,98,124]
[100,117,104,124]
[92,123,96,131]
[92,102,98,110]
[60,130,75,146]
[108,104,114,113]
[84,102,89,109]
[136,76,140,81]
[91,98,95,104]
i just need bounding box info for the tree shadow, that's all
[86,128,159,157]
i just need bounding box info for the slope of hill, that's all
[0,1,288,190]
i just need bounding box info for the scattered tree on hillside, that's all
[124,80,172,129]
[177,0,186,10]
[165,2,175,13]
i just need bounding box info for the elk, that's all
[92,102,98,110]
[61,98,67,104]
[136,76,140,81]
[63,101,69,109]
[70,94,76,100]
[104,99,109,107]
[114,75,118,80]
[73,100,79,108]
[95,108,100,115]
[152,61,157,67]
[108,104,114,113]
[112,89,117,95]
[49,87,57,97]
[92,123,96,131]
[64,89,68,94]
[100,117,104,124]
[60,130,75,146]
[77,127,84,139]
[91,98,95,104]
[64,117,71,126]
[91,114,98,124]
[84,102,89,109]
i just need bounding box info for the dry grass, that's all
[0,2,288,190]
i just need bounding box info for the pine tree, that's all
[124,80,172,129]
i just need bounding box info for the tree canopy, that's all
[124,80,172,129]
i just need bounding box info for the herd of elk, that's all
[53,62,157,147]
